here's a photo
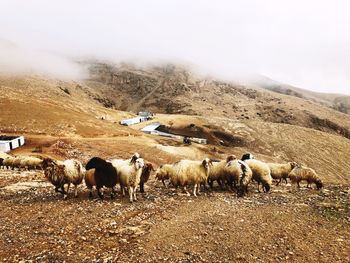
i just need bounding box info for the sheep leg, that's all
[129,187,134,202]
[297,182,301,188]
[64,183,71,199]
[276,179,281,186]
[97,187,104,199]
[74,184,78,198]
[140,182,145,193]
[208,178,214,189]
[133,187,137,201]
[88,188,93,198]
[217,179,224,189]
[110,186,116,199]
[257,182,261,193]
[162,179,167,188]
[183,186,191,196]
[284,178,288,184]
[121,184,125,196]
[193,184,198,197]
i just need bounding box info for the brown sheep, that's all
[288,166,323,189]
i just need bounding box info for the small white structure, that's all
[141,123,207,144]
[0,135,25,153]
[120,117,149,126]
[138,111,155,118]
[120,112,154,126]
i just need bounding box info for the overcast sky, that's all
[1,0,350,94]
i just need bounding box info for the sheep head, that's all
[202,158,212,169]
[134,158,144,170]
[241,153,254,161]
[226,155,237,163]
[130,152,141,164]
[144,162,155,172]
[289,161,298,169]
[42,158,56,169]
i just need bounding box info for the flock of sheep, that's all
[0,152,323,201]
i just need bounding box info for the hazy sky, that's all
[1,0,350,94]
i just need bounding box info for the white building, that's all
[120,116,149,126]
[0,135,25,153]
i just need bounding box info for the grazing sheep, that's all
[85,157,119,199]
[42,158,85,199]
[288,166,323,189]
[19,156,43,170]
[244,159,272,193]
[12,156,25,170]
[155,164,176,187]
[2,156,15,170]
[267,162,298,185]
[170,158,212,197]
[207,155,236,189]
[118,158,145,202]
[225,160,253,196]
[139,162,155,193]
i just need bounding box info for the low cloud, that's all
[0,0,350,94]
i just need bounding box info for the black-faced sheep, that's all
[225,160,253,196]
[288,166,323,189]
[2,156,15,169]
[244,159,272,193]
[267,162,298,185]
[42,158,85,199]
[85,157,119,199]
[118,157,145,202]
[207,155,236,189]
[241,153,254,161]
[170,158,212,197]
[139,162,155,193]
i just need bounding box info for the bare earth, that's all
[0,169,349,262]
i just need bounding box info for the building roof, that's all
[0,135,21,141]
[141,122,161,132]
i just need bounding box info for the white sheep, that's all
[42,158,85,199]
[118,157,145,202]
[267,162,298,185]
[208,155,236,189]
[288,166,323,189]
[19,156,43,170]
[109,152,140,169]
[11,156,25,170]
[155,164,175,187]
[225,160,253,196]
[170,158,212,197]
[244,159,273,193]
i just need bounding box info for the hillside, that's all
[86,62,350,139]
[257,76,350,115]
[1,63,350,262]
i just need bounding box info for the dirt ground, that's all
[0,168,349,263]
